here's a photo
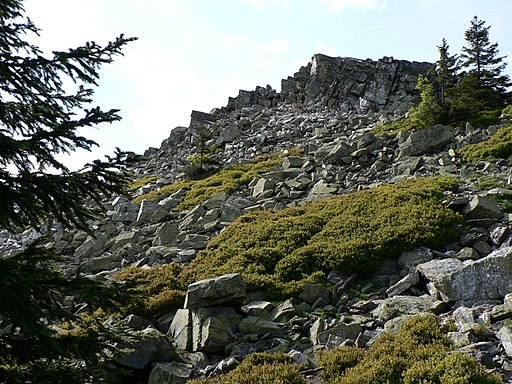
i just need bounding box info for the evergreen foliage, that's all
[459,123,512,162]
[374,16,510,135]
[0,1,137,382]
[317,314,502,384]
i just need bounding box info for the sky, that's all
[21,0,512,169]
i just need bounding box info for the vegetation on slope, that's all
[132,150,301,210]
[459,124,512,163]
[188,352,306,384]
[316,314,502,384]
[116,176,462,316]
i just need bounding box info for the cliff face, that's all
[224,54,432,116]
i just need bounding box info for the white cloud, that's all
[251,37,290,53]
[309,0,386,12]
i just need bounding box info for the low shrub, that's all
[112,263,186,317]
[187,352,306,384]
[126,175,158,192]
[459,124,512,163]
[180,176,461,298]
[116,177,461,314]
[318,314,502,384]
[133,150,301,210]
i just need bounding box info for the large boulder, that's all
[191,307,240,353]
[371,295,446,321]
[397,124,454,158]
[149,362,192,384]
[184,273,246,309]
[417,247,512,305]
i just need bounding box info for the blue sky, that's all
[22,0,512,169]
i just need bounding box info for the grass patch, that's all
[126,175,158,192]
[459,124,512,163]
[132,150,301,210]
[372,118,418,136]
[317,314,502,384]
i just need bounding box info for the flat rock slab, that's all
[184,273,246,309]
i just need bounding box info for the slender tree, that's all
[456,15,510,111]
[0,1,138,382]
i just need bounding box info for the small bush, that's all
[459,124,512,163]
[188,352,306,384]
[319,314,502,384]
[112,263,186,317]
[126,175,158,192]
[317,346,365,382]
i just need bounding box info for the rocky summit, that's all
[4,53,512,383]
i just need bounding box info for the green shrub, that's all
[372,118,417,136]
[459,124,512,163]
[180,176,461,298]
[113,263,186,317]
[502,105,512,116]
[187,352,307,384]
[133,150,301,210]
[317,345,365,382]
[126,175,158,192]
[319,314,502,384]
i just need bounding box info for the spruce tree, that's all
[454,15,510,114]
[0,1,138,382]
[434,38,459,123]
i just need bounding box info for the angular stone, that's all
[191,307,240,353]
[497,323,512,356]
[252,177,276,198]
[282,156,307,169]
[152,222,179,246]
[420,247,512,305]
[386,270,419,297]
[149,362,192,384]
[398,124,454,158]
[397,246,433,270]
[137,200,168,223]
[168,309,192,350]
[271,299,297,323]
[462,196,502,226]
[416,258,465,282]
[239,316,282,336]
[455,247,480,261]
[109,231,140,252]
[117,328,175,370]
[371,295,446,321]
[184,273,246,309]
[299,283,331,305]
[74,234,106,260]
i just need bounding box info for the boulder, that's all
[397,246,433,270]
[116,328,175,370]
[184,273,246,309]
[371,295,446,321]
[168,309,192,350]
[239,316,282,336]
[398,124,454,158]
[149,362,192,384]
[462,196,502,226]
[152,222,179,246]
[418,247,512,305]
[191,307,240,353]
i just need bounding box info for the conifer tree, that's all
[453,15,510,115]
[0,1,138,382]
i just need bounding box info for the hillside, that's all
[3,53,512,383]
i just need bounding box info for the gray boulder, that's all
[398,124,454,158]
[372,295,446,321]
[149,362,192,384]
[191,307,240,352]
[239,316,282,336]
[462,196,502,226]
[184,273,246,309]
[418,247,512,305]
